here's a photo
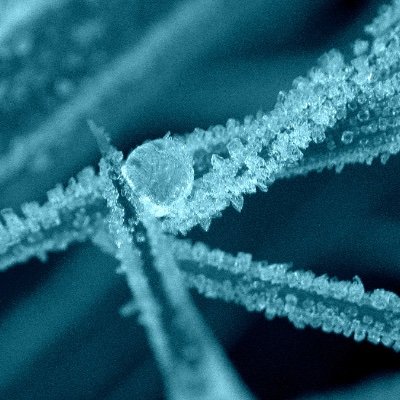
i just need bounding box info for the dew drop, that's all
[341,130,354,145]
[357,109,370,122]
[122,138,194,217]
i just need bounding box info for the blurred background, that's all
[0,0,399,399]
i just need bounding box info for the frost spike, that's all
[230,195,244,212]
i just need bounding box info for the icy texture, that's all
[1,1,400,399]
[95,131,254,399]
[122,138,194,217]
[162,36,400,233]
[173,240,400,351]
[0,167,105,270]
[1,0,400,354]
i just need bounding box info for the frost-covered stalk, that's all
[139,214,254,400]
[92,123,254,399]
[173,240,400,352]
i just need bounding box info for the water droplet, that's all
[341,130,354,144]
[357,109,370,122]
[122,138,194,217]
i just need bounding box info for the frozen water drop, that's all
[341,130,354,145]
[122,138,194,217]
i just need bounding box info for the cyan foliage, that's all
[1,0,400,399]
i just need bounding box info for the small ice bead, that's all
[341,130,354,145]
[122,138,194,216]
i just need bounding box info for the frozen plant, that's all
[1,0,400,399]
